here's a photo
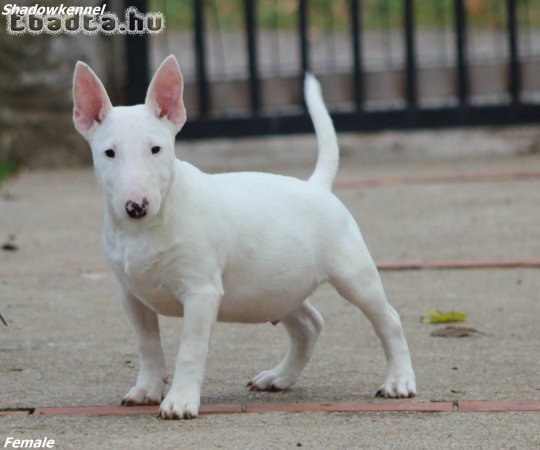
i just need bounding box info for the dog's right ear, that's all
[72,61,112,138]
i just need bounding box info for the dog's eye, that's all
[104,149,115,158]
[151,146,161,155]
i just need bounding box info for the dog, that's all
[72,55,416,419]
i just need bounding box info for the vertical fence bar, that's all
[194,0,209,116]
[244,0,261,114]
[299,0,310,108]
[380,0,393,66]
[454,0,468,105]
[350,0,364,111]
[507,0,521,104]
[403,0,417,108]
[124,0,149,104]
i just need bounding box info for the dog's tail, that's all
[305,73,339,190]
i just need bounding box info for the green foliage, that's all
[149,0,540,31]
[0,160,17,185]
[150,0,193,28]
[421,309,467,324]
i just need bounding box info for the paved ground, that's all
[1,133,540,448]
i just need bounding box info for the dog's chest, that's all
[105,233,183,316]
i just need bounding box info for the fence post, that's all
[350,0,364,111]
[403,0,417,109]
[454,0,469,105]
[244,0,261,115]
[124,0,149,105]
[299,0,310,109]
[194,0,209,116]
[507,0,521,104]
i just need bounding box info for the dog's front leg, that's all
[159,286,221,420]
[120,288,167,406]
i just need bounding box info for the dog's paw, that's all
[247,368,298,392]
[121,378,166,406]
[158,390,200,420]
[375,374,416,399]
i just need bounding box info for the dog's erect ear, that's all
[145,55,186,132]
[73,61,113,137]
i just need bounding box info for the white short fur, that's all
[72,56,416,419]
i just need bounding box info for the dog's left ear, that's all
[145,55,187,133]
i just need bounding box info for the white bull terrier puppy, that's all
[72,55,416,419]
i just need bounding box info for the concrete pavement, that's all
[1,137,540,448]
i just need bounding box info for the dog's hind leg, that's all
[329,248,416,398]
[248,299,324,391]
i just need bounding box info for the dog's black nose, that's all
[125,197,149,219]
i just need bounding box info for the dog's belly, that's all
[118,267,319,323]
[128,279,317,323]
[218,285,317,323]
[217,265,322,323]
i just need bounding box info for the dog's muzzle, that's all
[125,197,149,219]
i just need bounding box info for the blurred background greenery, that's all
[150,0,540,31]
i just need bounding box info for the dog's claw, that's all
[158,408,196,420]
[121,395,161,406]
[375,389,388,399]
[247,381,262,391]
[246,380,284,392]
[375,376,416,399]
[122,381,166,407]
[158,390,200,419]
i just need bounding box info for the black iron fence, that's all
[126,0,540,139]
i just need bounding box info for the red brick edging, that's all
[2,400,538,417]
[377,259,540,271]
[334,171,540,190]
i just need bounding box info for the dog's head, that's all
[72,55,186,222]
